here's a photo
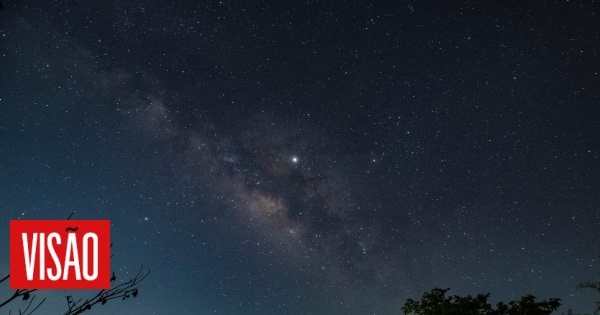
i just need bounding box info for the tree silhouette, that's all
[0,266,149,315]
[576,264,600,312]
[0,213,149,314]
[402,287,561,315]
[0,274,43,315]
[63,265,149,315]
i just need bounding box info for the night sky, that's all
[1,1,599,314]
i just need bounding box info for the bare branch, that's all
[2,212,149,314]
[0,289,38,309]
[63,265,150,315]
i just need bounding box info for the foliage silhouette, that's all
[402,287,561,315]
[576,262,600,312]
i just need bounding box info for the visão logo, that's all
[10,220,110,289]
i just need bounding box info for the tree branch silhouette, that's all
[0,212,149,314]
[63,265,150,315]
[0,274,43,315]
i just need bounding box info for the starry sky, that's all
[0,1,599,314]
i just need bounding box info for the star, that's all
[3,1,596,313]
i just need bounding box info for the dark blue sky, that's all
[1,0,599,314]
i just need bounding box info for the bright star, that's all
[292,156,298,163]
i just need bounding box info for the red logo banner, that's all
[10,220,110,289]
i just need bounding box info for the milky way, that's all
[132,94,424,295]
[1,1,598,314]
